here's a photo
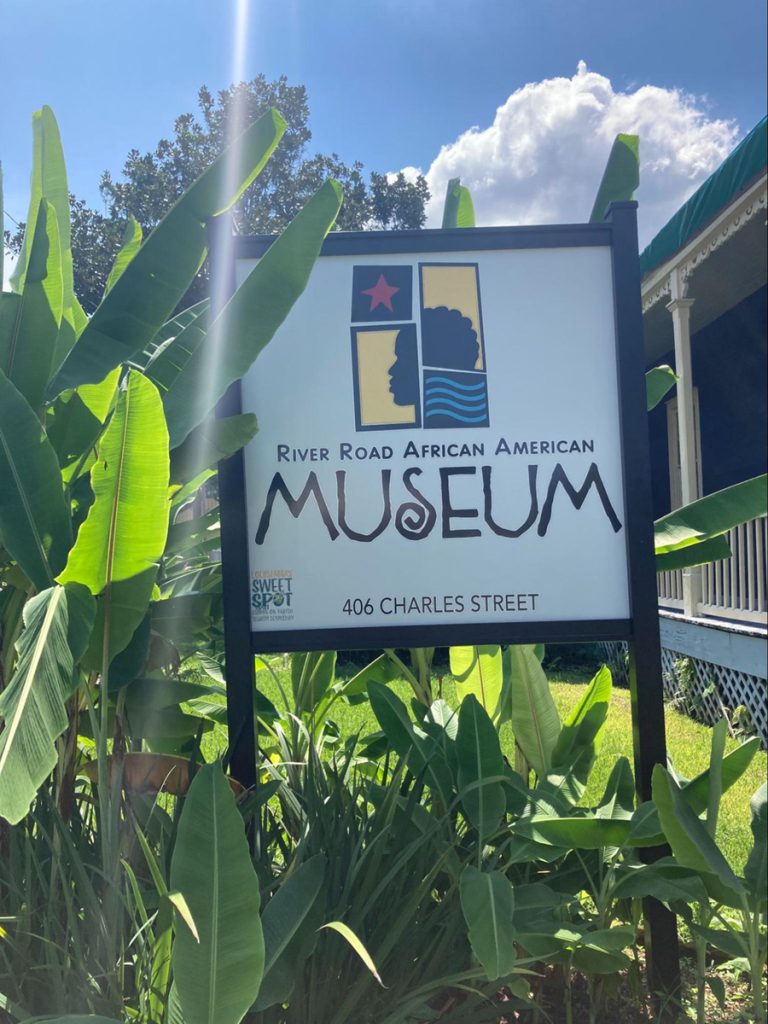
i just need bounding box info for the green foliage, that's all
[645,363,677,411]
[369,170,430,231]
[589,133,639,222]
[512,813,632,850]
[673,726,759,832]
[0,101,345,1020]
[504,644,561,777]
[549,665,611,800]
[103,215,142,294]
[25,1016,123,1023]
[0,368,72,589]
[169,414,258,485]
[318,921,384,987]
[744,781,767,911]
[368,680,453,803]
[655,534,733,571]
[2,104,766,1024]
[652,756,768,1024]
[259,854,326,993]
[654,473,768,566]
[653,764,744,903]
[49,109,286,394]
[57,371,170,671]
[449,644,502,720]
[163,178,342,447]
[0,584,93,823]
[170,763,264,1024]
[459,866,516,980]
[0,96,341,791]
[58,371,170,594]
[97,78,428,241]
[290,650,337,713]
[441,177,476,228]
[455,694,506,840]
[6,78,430,312]
[3,199,63,410]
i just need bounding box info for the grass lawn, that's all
[548,676,765,872]
[250,659,766,872]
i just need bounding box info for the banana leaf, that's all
[459,865,516,980]
[654,474,767,554]
[170,762,264,1024]
[504,645,560,778]
[0,369,72,589]
[58,371,170,665]
[48,110,287,395]
[589,134,639,222]
[0,584,94,823]
[1,199,62,411]
[162,179,343,447]
[442,177,475,229]
[450,645,503,722]
[651,764,744,907]
[456,695,506,840]
[646,364,677,411]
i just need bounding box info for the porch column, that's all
[667,269,700,616]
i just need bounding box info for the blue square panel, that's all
[422,370,489,429]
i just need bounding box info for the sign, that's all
[217,209,681,1003]
[233,226,633,651]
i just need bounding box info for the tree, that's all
[5,76,430,311]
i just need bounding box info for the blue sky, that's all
[2,0,766,246]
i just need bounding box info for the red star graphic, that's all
[362,273,400,312]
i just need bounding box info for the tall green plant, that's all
[0,103,342,1020]
[653,747,767,1024]
[0,105,341,823]
[170,763,264,1024]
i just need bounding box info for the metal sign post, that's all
[209,216,258,794]
[212,202,680,1010]
[607,202,681,1010]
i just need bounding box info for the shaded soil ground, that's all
[493,957,761,1023]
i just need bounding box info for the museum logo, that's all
[350,263,489,432]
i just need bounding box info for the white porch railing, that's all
[657,566,684,611]
[700,515,768,623]
[658,515,768,625]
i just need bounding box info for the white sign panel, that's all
[238,237,630,644]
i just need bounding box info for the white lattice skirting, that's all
[598,641,768,747]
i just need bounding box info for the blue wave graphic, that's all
[423,374,486,391]
[425,386,488,403]
[425,396,488,412]
[425,408,489,423]
[422,372,488,425]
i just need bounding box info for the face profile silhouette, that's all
[388,328,419,406]
[421,306,479,370]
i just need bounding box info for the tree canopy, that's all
[6,76,430,311]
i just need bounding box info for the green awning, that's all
[640,116,767,277]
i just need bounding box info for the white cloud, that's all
[416,62,738,246]
[386,166,423,185]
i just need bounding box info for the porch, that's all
[657,515,768,626]
[655,515,767,743]
[640,118,767,741]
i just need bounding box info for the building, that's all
[641,116,767,741]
